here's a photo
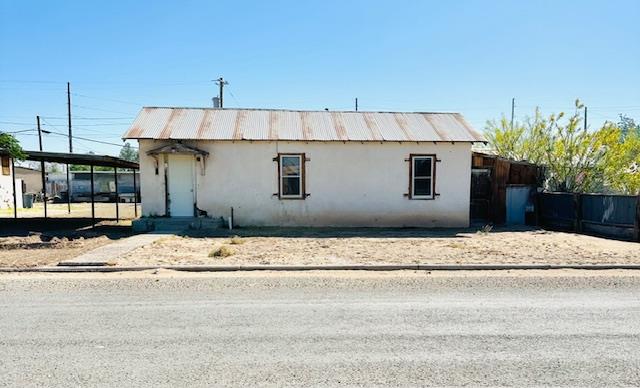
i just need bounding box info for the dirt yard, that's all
[0,225,132,268]
[117,228,640,266]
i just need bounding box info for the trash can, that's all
[22,193,34,208]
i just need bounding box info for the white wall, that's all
[0,159,23,209]
[138,140,472,227]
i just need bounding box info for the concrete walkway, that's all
[58,232,176,266]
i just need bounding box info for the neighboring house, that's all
[123,107,485,227]
[0,155,23,209]
[14,166,43,195]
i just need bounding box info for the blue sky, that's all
[1,0,639,156]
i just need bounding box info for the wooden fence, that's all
[538,192,640,241]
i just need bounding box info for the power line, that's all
[45,130,138,149]
[0,120,35,125]
[226,85,241,107]
[0,80,63,84]
[36,116,134,120]
[71,92,144,106]
[71,104,134,115]
[5,128,37,134]
[62,122,129,126]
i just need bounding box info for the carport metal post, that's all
[133,168,138,217]
[66,166,71,214]
[114,167,119,222]
[37,116,47,218]
[90,165,95,224]
[11,158,17,218]
[40,163,47,218]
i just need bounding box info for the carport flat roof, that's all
[1,150,138,169]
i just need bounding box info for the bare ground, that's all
[0,225,133,267]
[117,228,640,267]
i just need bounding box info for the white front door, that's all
[167,154,194,217]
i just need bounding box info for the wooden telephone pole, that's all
[214,77,228,108]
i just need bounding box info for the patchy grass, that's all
[208,245,235,258]
[477,224,494,234]
[229,235,245,245]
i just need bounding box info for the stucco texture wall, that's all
[0,161,23,209]
[137,140,472,227]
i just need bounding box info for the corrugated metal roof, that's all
[122,107,485,142]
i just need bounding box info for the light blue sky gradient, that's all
[1,0,639,156]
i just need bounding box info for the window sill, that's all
[274,193,309,200]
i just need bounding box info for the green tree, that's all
[600,125,640,194]
[0,132,26,159]
[484,100,639,194]
[119,142,138,162]
[70,164,113,172]
[618,114,640,140]
[483,108,552,165]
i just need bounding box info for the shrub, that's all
[229,235,245,245]
[209,245,235,258]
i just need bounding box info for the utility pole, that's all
[37,115,47,218]
[214,77,228,108]
[355,98,358,111]
[37,115,43,151]
[67,82,72,152]
[510,98,515,129]
[584,106,588,131]
[66,82,72,213]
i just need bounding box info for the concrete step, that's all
[133,217,224,232]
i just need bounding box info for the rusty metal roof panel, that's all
[424,113,483,141]
[339,112,375,141]
[302,111,333,141]
[273,110,304,140]
[126,107,173,139]
[237,109,270,140]
[369,112,407,141]
[163,108,205,139]
[122,107,485,142]
[210,109,238,140]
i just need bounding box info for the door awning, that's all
[146,142,209,156]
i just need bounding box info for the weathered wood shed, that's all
[471,152,544,225]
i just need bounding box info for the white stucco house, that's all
[122,107,485,227]
[0,155,23,209]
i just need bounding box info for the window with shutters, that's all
[410,155,435,199]
[278,154,305,199]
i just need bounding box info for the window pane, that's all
[282,177,301,196]
[414,178,431,196]
[282,156,300,176]
[414,157,432,177]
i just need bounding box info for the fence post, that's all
[535,192,542,227]
[574,193,583,233]
[634,194,640,242]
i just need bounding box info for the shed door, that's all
[506,186,533,225]
[167,154,194,217]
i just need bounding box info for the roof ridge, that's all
[141,106,462,115]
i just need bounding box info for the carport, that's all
[1,150,139,225]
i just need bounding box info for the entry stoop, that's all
[132,217,224,232]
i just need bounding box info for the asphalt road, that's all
[1,270,639,387]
